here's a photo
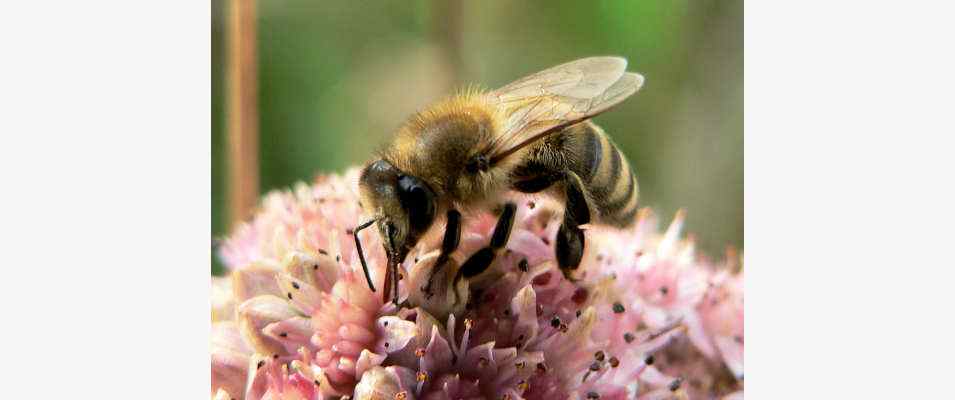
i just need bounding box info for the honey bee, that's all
[355,56,644,304]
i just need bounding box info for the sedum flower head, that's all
[212,170,743,400]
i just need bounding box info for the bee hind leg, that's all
[556,172,590,279]
[422,209,462,299]
[454,202,517,285]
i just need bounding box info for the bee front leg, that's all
[454,202,517,285]
[556,171,590,279]
[422,209,462,299]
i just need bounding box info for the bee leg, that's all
[422,209,462,299]
[512,170,563,193]
[556,172,590,279]
[454,202,517,285]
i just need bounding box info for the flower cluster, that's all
[212,169,743,400]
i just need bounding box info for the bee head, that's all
[359,159,437,261]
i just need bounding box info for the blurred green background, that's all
[212,0,742,273]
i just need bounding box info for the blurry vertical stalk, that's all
[227,0,259,228]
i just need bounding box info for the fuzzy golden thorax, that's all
[378,91,525,208]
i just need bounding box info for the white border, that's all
[746,1,955,398]
[2,1,954,398]
[0,2,210,397]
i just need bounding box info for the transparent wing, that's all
[484,57,644,164]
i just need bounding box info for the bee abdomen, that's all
[515,121,639,228]
[576,123,639,228]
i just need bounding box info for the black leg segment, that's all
[512,171,564,194]
[456,202,517,281]
[490,203,517,249]
[556,222,585,273]
[563,173,591,225]
[556,172,590,278]
[422,209,462,297]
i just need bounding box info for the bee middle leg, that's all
[555,171,590,278]
[513,170,590,278]
[422,209,462,298]
[454,202,517,284]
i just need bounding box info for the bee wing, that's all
[484,57,644,165]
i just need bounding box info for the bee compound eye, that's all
[397,175,436,235]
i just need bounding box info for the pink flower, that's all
[212,321,254,399]
[229,234,416,398]
[212,170,744,400]
[219,169,366,271]
[687,265,744,381]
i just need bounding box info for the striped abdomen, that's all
[517,121,639,227]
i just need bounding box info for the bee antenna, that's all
[354,218,379,292]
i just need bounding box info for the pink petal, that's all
[332,272,381,314]
[245,355,271,400]
[212,321,252,355]
[657,209,686,258]
[263,317,314,354]
[714,335,744,379]
[238,295,300,356]
[281,250,339,293]
[459,341,496,378]
[213,388,233,400]
[405,253,467,321]
[506,230,552,266]
[287,372,319,400]
[387,308,442,367]
[211,346,248,400]
[355,349,387,378]
[339,323,376,344]
[510,285,539,346]
[375,316,417,354]
[233,267,283,303]
[275,274,320,315]
[722,391,744,400]
[332,340,367,357]
[683,311,717,359]
[212,276,237,322]
[421,325,453,373]
[545,307,596,357]
[337,356,357,376]
[354,366,409,400]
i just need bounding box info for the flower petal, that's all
[355,349,387,378]
[405,252,467,321]
[263,317,314,355]
[507,230,552,266]
[722,391,744,400]
[238,295,300,356]
[714,335,744,379]
[234,267,283,303]
[354,366,413,400]
[213,388,233,400]
[421,325,453,373]
[275,274,320,315]
[388,308,441,367]
[331,272,381,314]
[212,345,249,400]
[213,321,252,355]
[282,250,340,293]
[683,311,717,359]
[245,354,271,400]
[375,316,416,354]
[213,276,237,322]
[510,285,539,346]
